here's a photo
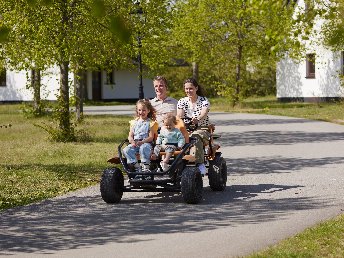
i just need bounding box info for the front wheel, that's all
[100,167,124,203]
[208,156,227,191]
[181,167,203,204]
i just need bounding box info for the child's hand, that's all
[136,141,143,146]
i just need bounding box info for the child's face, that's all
[137,104,149,119]
[163,120,175,130]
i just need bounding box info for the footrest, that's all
[182,155,196,162]
[107,156,121,164]
[159,150,182,156]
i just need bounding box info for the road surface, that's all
[1,112,344,258]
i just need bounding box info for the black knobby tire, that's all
[100,167,124,203]
[208,156,227,191]
[181,167,203,204]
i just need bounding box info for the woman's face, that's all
[184,82,197,98]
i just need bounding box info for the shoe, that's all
[160,162,169,171]
[159,174,170,180]
[197,163,207,175]
[141,163,150,172]
[128,162,139,172]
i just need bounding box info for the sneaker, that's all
[197,163,207,175]
[160,162,169,172]
[141,163,150,172]
[128,162,139,172]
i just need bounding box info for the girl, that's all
[123,99,158,172]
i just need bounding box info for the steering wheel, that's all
[182,116,198,132]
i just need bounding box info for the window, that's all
[0,69,6,87]
[306,53,315,78]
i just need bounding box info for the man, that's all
[149,76,178,127]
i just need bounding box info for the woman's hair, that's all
[163,113,177,125]
[183,78,204,97]
[135,99,157,121]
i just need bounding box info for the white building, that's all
[0,66,154,102]
[276,0,344,102]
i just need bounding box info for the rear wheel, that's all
[208,156,227,191]
[181,167,203,204]
[100,167,124,203]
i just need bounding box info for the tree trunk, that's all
[56,0,74,141]
[59,61,71,138]
[192,62,199,82]
[31,69,41,114]
[234,44,243,106]
[74,69,84,121]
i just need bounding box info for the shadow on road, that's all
[211,118,317,127]
[218,131,344,146]
[0,183,329,254]
[225,156,344,175]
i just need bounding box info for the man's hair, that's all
[153,76,168,86]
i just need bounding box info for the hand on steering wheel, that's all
[191,117,199,125]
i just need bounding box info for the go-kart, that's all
[100,117,227,204]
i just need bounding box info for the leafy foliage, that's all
[322,0,344,51]
[169,0,314,105]
[0,0,136,141]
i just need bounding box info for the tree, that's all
[321,0,344,51]
[0,0,133,140]
[1,0,175,131]
[170,0,303,105]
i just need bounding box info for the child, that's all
[123,99,158,172]
[152,114,185,171]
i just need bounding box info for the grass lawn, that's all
[0,104,130,210]
[247,213,344,258]
[1,98,343,257]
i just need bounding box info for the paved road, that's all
[81,105,135,115]
[1,112,344,258]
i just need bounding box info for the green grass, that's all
[247,214,344,258]
[0,104,130,210]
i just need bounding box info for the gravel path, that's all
[1,112,344,258]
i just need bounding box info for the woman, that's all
[177,78,210,175]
